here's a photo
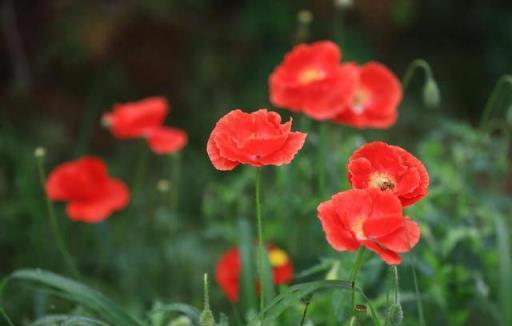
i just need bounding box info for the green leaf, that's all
[148,303,200,325]
[30,314,110,326]
[9,269,144,326]
[238,218,257,312]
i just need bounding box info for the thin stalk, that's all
[170,152,181,211]
[36,156,80,279]
[299,300,311,326]
[318,123,328,197]
[480,75,512,128]
[132,145,149,200]
[392,266,400,304]
[401,59,434,91]
[409,253,425,326]
[0,307,14,326]
[255,168,265,320]
[349,247,366,310]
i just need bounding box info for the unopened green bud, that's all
[423,78,440,108]
[200,274,215,326]
[34,146,46,158]
[386,303,404,326]
[199,310,215,326]
[169,315,192,326]
[297,10,313,25]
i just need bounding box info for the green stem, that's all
[36,156,80,279]
[299,300,311,326]
[0,307,14,326]
[318,123,328,197]
[170,152,181,211]
[132,145,149,200]
[409,253,426,326]
[349,247,366,310]
[480,75,512,128]
[255,168,265,319]
[392,266,400,304]
[401,59,434,91]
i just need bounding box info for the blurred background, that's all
[1,0,512,325]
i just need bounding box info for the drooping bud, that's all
[386,303,404,326]
[199,273,215,326]
[423,78,441,108]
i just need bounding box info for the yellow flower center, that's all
[269,248,289,267]
[351,89,369,115]
[369,173,396,191]
[299,68,324,84]
[352,215,367,240]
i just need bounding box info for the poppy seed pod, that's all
[386,303,404,325]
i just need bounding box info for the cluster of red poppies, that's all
[44,39,429,304]
[210,41,428,301]
[270,41,402,128]
[46,97,187,223]
[317,141,429,265]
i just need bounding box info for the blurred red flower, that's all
[215,245,293,302]
[46,157,129,223]
[347,141,429,206]
[331,62,402,128]
[146,127,187,154]
[269,41,357,120]
[317,189,420,265]
[103,96,187,154]
[207,109,307,170]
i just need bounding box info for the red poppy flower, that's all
[269,41,357,120]
[207,109,307,170]
[331,62,402,129]
[317,189,420,265]
[102,97,168,138]
[347,141,429,206]
[215,245,294,302]
[103,96,188,155]
[146,127,187,154]
[46,157,129,223]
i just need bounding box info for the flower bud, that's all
[169,316,192,326]
[200,274,215,326]
[423,78,440,108]
[297,10,313,25]
[34,146,46,158]
[386,303,404,326]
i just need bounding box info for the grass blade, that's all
[9,269,144,326]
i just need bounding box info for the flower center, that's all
[352,215,367,240]
[299,68,324,84]
[369,173,396,191]
[351,89,369,115]
[269,248,289,267]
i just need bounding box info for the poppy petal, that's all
[362,240,401,265]
[258,131,307,166]
[66,178,129,223]
[376,219,421,253]
[317,200,360,251]
[146,127,187,154]
[206,132,239,171]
